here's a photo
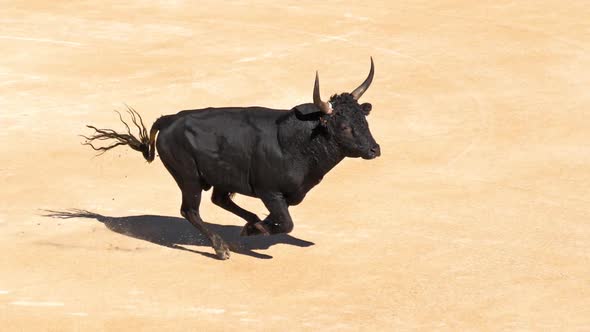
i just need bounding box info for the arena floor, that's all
[1,1,589,330]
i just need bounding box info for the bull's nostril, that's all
[370,144,381,156]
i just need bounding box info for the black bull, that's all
[83,58,380,259]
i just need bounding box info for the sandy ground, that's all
[1,1,589,330]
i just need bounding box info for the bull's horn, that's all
[313,71,332,114]
[351,57,374,100]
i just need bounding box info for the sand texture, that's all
[1,1,589,330]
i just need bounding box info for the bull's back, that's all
[157,107,288,195]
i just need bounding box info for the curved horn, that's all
[350,57,375,100]
[313,71,332,114]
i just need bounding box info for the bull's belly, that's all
[195,157,255,195]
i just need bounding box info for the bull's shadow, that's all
[42,209,314,259]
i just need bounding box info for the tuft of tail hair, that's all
[82,105,161,162]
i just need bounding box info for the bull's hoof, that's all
[215,246,230,260]
[211,235,231,260]
[239,224,252,236]
[240,222,270,237]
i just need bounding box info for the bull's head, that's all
[314,57,380,160]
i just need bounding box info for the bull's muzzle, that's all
[363,144,381,160]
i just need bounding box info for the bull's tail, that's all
[82,105,174,162]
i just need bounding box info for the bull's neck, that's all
[301,130,344,180]
[278,112,344,181]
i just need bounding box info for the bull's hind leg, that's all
[158,144,230,259]
[180,184,230,260]
[211,188,269,236]
[211,188,260,224]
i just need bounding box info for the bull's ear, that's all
[360,103,372,116]
[294,103,321,116]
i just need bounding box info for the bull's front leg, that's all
[242,192,293,236]
[260,192,294,234]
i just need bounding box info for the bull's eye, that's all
[340,124,353,137]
